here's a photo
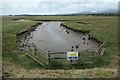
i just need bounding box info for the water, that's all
[17,21,100,57]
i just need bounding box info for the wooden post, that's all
[48,52,51,63]
[70,60,72,64]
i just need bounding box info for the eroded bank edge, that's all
[16,21,107,66]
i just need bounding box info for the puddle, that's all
[17,22,101,58]
[12,18,31,21]
[77,21,92,25]
[17,19,31,21]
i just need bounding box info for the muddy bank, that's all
[60,23,103,44]
[17,22,42,36]
[17,22,103,59]
[60,23,90,33]
[16,22,42,53]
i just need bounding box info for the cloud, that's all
[2,0,119,15]
[3,0,120,2]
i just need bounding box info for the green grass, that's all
[2,16,118,73]
[2,16,43,69]
[61,16,118,68]
[96,68,108,78]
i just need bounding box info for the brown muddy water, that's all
[17,22,101,58]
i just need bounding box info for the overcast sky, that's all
[1,0,119,15]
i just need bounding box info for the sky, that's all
[1,0,119,15]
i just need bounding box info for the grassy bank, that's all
[61,17,118,68]
[3,61,117,78]
[2,16,44,69]
[2,16,118,78]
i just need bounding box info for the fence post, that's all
[48,52,51,63]
[70,60,72,64]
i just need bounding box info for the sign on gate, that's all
[67,52,79,60]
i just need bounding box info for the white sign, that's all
[67,52,79,60]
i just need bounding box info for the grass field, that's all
[2,16,118,78]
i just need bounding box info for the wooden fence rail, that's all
[48,52,67,63]
[48,41,106,63]
[95,41,106,55]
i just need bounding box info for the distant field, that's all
[2,16,118,78]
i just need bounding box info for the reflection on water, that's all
[17,22,100,57]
